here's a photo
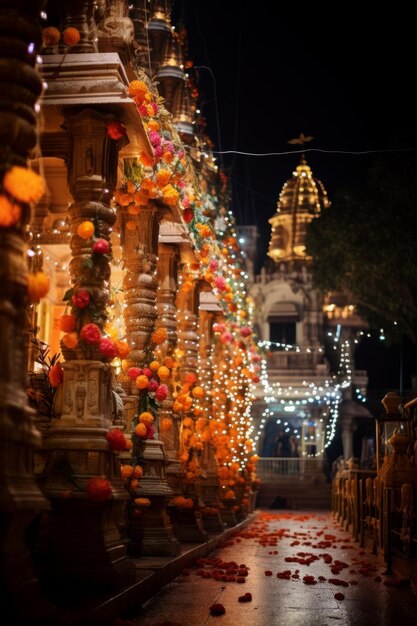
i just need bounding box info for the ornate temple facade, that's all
[246,157,370,465]
[0,1,260,622]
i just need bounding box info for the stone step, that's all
[257,480,332,510]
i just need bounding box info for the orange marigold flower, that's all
[62,27,80,47]
[43,26,61,46]
[163,356,174,368]
[87,477,112,502]
[183,417,194,428]
[149,360,160,371]
[0,194,21,227]
[156,168,171,188]
[139,411,154,425]
[139,150,154,167]
[224,490,236,499]
[151,327,168,345]
[134,497,151,507]
[196,223,212,238]
[157,365,170,381]
[135,374,149,389]
[115,340,131,359]
[114,190,132,206]
[3,166,45,204]
[61,332,78,349]
[134,423,147,437]
[126,220,136,231]
[27,271,50,303]
[147,120,160,132]
[127,204,141,215]
[162,151,174,164]
[77,220,95,239]
[120,464,134,479]
[59,314,77,333]
[184,372,197,385]
[128,80,148,101]
[161,184,179,207]
[133,465,143,478]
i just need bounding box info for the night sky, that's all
[172,1,417,393]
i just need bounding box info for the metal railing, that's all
[256,457,325,479]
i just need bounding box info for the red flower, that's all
[99,338,118,358]
[49,363,64,388]
[87,477,112,501]
[183,208,193,223]
[127,367,142,380]
[80,323,101,344]
[155,383,168,401]
[93,238,110,254]
[72,289,91,309]
[107,428,128,451]
[106,120,127,140]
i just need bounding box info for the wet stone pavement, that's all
[122,511,417,626]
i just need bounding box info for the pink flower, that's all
[148,131,161,147]
[177,149,184,159]
[148,379,159,392]
[143,367,153,379]
[252,354,261,363]
[164,140,174,153]
[182,195,190,208]
[99,338,118,359]
[137,104,148,116]
[240,326,252,337]
[93,238,110,254]
[209,259,218,271]
[155,383,168,401]
[214,276,227,291]
[220,331,233,344]
[213,322,226,333]
[153,145,163,158]
[80,323,101,344]
[150,102,159,115]
[127,367,142,380]
[72,289,91,309]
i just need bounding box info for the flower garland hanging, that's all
[59,216,131,362]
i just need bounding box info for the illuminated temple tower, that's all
[247,156,370,494]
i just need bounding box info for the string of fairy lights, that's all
[253,327,381,457]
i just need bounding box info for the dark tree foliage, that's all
[306,151,417,345]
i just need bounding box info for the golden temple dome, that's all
[267,156,330,262]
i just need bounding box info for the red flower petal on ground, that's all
[209,603,225,616]
[334,593,345,601]
[264,570,273,576]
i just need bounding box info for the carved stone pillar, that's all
[173,282,208,542]
[0,1,54,622]
[121,200,180,556]
[62,0,98,53]
[198,311,225,533]
[157,243,181,493]
[39,109,134,592]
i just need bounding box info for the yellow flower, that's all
[161,184,179,207]
[3,166,45,204]
[156,169,171,189]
